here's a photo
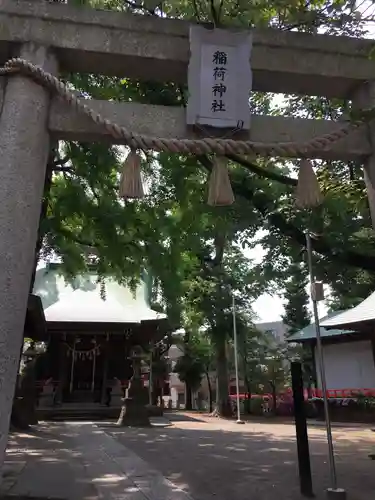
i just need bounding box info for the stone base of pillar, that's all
[117,397,150,427]
[146,404,163,417]
[326,488,346,500]
[116,377,150,427]
[11,396,38,431]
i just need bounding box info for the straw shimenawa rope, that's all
[0,58,364,157]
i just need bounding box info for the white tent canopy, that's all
[320,291,375,330]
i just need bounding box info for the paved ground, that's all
[1,420,192,500]
[2,414,375,500]
[104,413,375,500]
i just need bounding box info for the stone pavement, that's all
[1,421,193,500]
[104,413,375,500]
[2,415,375,500]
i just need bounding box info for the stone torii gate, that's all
[1,0,375,477]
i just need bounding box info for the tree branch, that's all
[227,154,297,187]
[55,226,98,250]
[191,0,202,21]
[213,233,226,267]
[217,0,224,23]
[54,166,74,173]
[86,179,101,204]
[209,0,219,25]
[122,0,156,16]
[197,155,375,272]
[53,156,70,168]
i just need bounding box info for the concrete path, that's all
[105,412,375,500]
[1,421,192,500]
[3,415,375,500]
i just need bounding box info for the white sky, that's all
[241,241,284,321]
[247,243,328,322]
[253,292,286,322]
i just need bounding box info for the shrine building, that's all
[288,305,375,398]
[32,264,168,413]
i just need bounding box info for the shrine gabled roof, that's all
[287,311,353,342]
[34,266,166,325]
[320,292,375,331]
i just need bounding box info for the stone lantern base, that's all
[116,346,150,427]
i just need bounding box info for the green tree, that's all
[174,332,209,410]
[282,262,311,334]
[234,319,296,414]
[181,242,264,416]
[260,343,290,414]
[200,338,215,412]
[232,318,265,413]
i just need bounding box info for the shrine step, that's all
[65,390,101,403]
[36,404,121,421]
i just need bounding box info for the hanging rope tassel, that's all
[119,149,144,200]
[295,159,323,209]
[207,156,235,206]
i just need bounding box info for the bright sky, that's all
[247,240,329,322]
[241,240,283,321]
[253,292,285,322]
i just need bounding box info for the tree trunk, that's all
[205,370,213,413]
[270,382,277,416]
[151,387,158,406]
[185,382,193,410]
[215,335,232,417]
[152,385,162,406]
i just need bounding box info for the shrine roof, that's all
[287,310,353,342]
[34,266,166,325]
[320,292,375,331]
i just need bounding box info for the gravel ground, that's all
[105,412,375,500]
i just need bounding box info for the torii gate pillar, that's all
[0,42,57,475]
[351,83,375,230]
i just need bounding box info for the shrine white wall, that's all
[315,340,375,390]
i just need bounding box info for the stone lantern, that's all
[117,346,150,427]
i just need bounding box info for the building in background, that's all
[255,321,289,344]
[288,305,375,396]
[168,320,290,409]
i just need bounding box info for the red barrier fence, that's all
[310,388,375,398]
[229,388,375,401]
[38,380,375,400]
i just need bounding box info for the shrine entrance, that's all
[64,336,103,403]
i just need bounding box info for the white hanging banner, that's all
[187,26,252,130]
[64,342,101,359]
